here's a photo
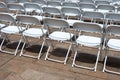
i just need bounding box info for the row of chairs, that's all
[0,13,119,75]
[4,1,120,13]
[1,1,120,22]
[1,1,120,19]
[4,0,116,4]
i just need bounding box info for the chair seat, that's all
[25,8,35,12]
[76,35,101,47]
[49,31,74,41]
[97,9,110,13]
[107,39,120,50]
[1,26,25,34]
[65,13,79,17]
[82,8,95,11]
[67,20,82,26]
[34,9,43,13]
[23,28,47,38]
[33,15,46,21]
[0,24,5,28]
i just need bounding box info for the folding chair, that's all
[117,6,120,13]
[18,0,30,5]
[61,7,82,26]
[31,0,47,7]
[79,3,96,12]
[47,1,61,9]
[19,15,47,59]
[62,2,79,8]
[82,11,105,25]
[72,22,103,71]
[80,0,94,4]
[0,13,25,55]
[24,2,43,15]
[7,3,25,15]
[44,18,74,64]
[103,25,120,75]
[0,2,9,13]
[105,13,120,25]
[96,4,115,13]
[42,7,61,18]
[5,0,18,3]
[95,1,110,5]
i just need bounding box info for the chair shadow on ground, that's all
[50,47,72,57]
[2,40,48,57]
[25,45,48,53]
[105,57,120,68]
[76,52,97,64]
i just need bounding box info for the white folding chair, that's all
[82,11,105,26]
[72,22,103,71]
[18,0,30,5]
[18,15,47,59]
[61,7,82,26]
[103,25,120,75]
[24,2,43,15]
[62,2,79,8]
[5,0,18,3]
[0,2,9,12]
[7,3,25,15]
[95,1,110,5]
[44,18,74,64]
[42,7,61,18]
[80,0,94,4]
[96,4,115,14]
[31,0,47,5]
[47,1,61,9]
[105,13,120,25]
[79,3,96,12]
[0,13,25,55]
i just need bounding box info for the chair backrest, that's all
[106,25,120,35]
[80,0,94,3]
[61,7,81,17]
[117,6,120,13]
[97,4,115,13]
[95,1,110,5]
[16,15,40,25]
[0,13,15,23]
[62,2,79,8]
[105,13,120,21]
[24,2,41,10]
[18,0,30,3]
[43,18,69,29]
[82,11,104,22]
[43,7,61,15]
[79,3,96,11]
[7,3,24,11]
[31,0,46,5]
[0,2,9,12]
[47,1,61,7]
[5,0,18,3]
[73,22,102,33]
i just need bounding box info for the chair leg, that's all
[64,42,72,64]
[0,37,6,51]
[20,42,26,56]
[45,45,51,60]
[94,47,102,71]
[72,44,79,67]
[45,40,72,64]
[45,39,55,60]
[14,39,22,55]
[37,38,45,59]
[103,47,109,72]
[0,35,22,55]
